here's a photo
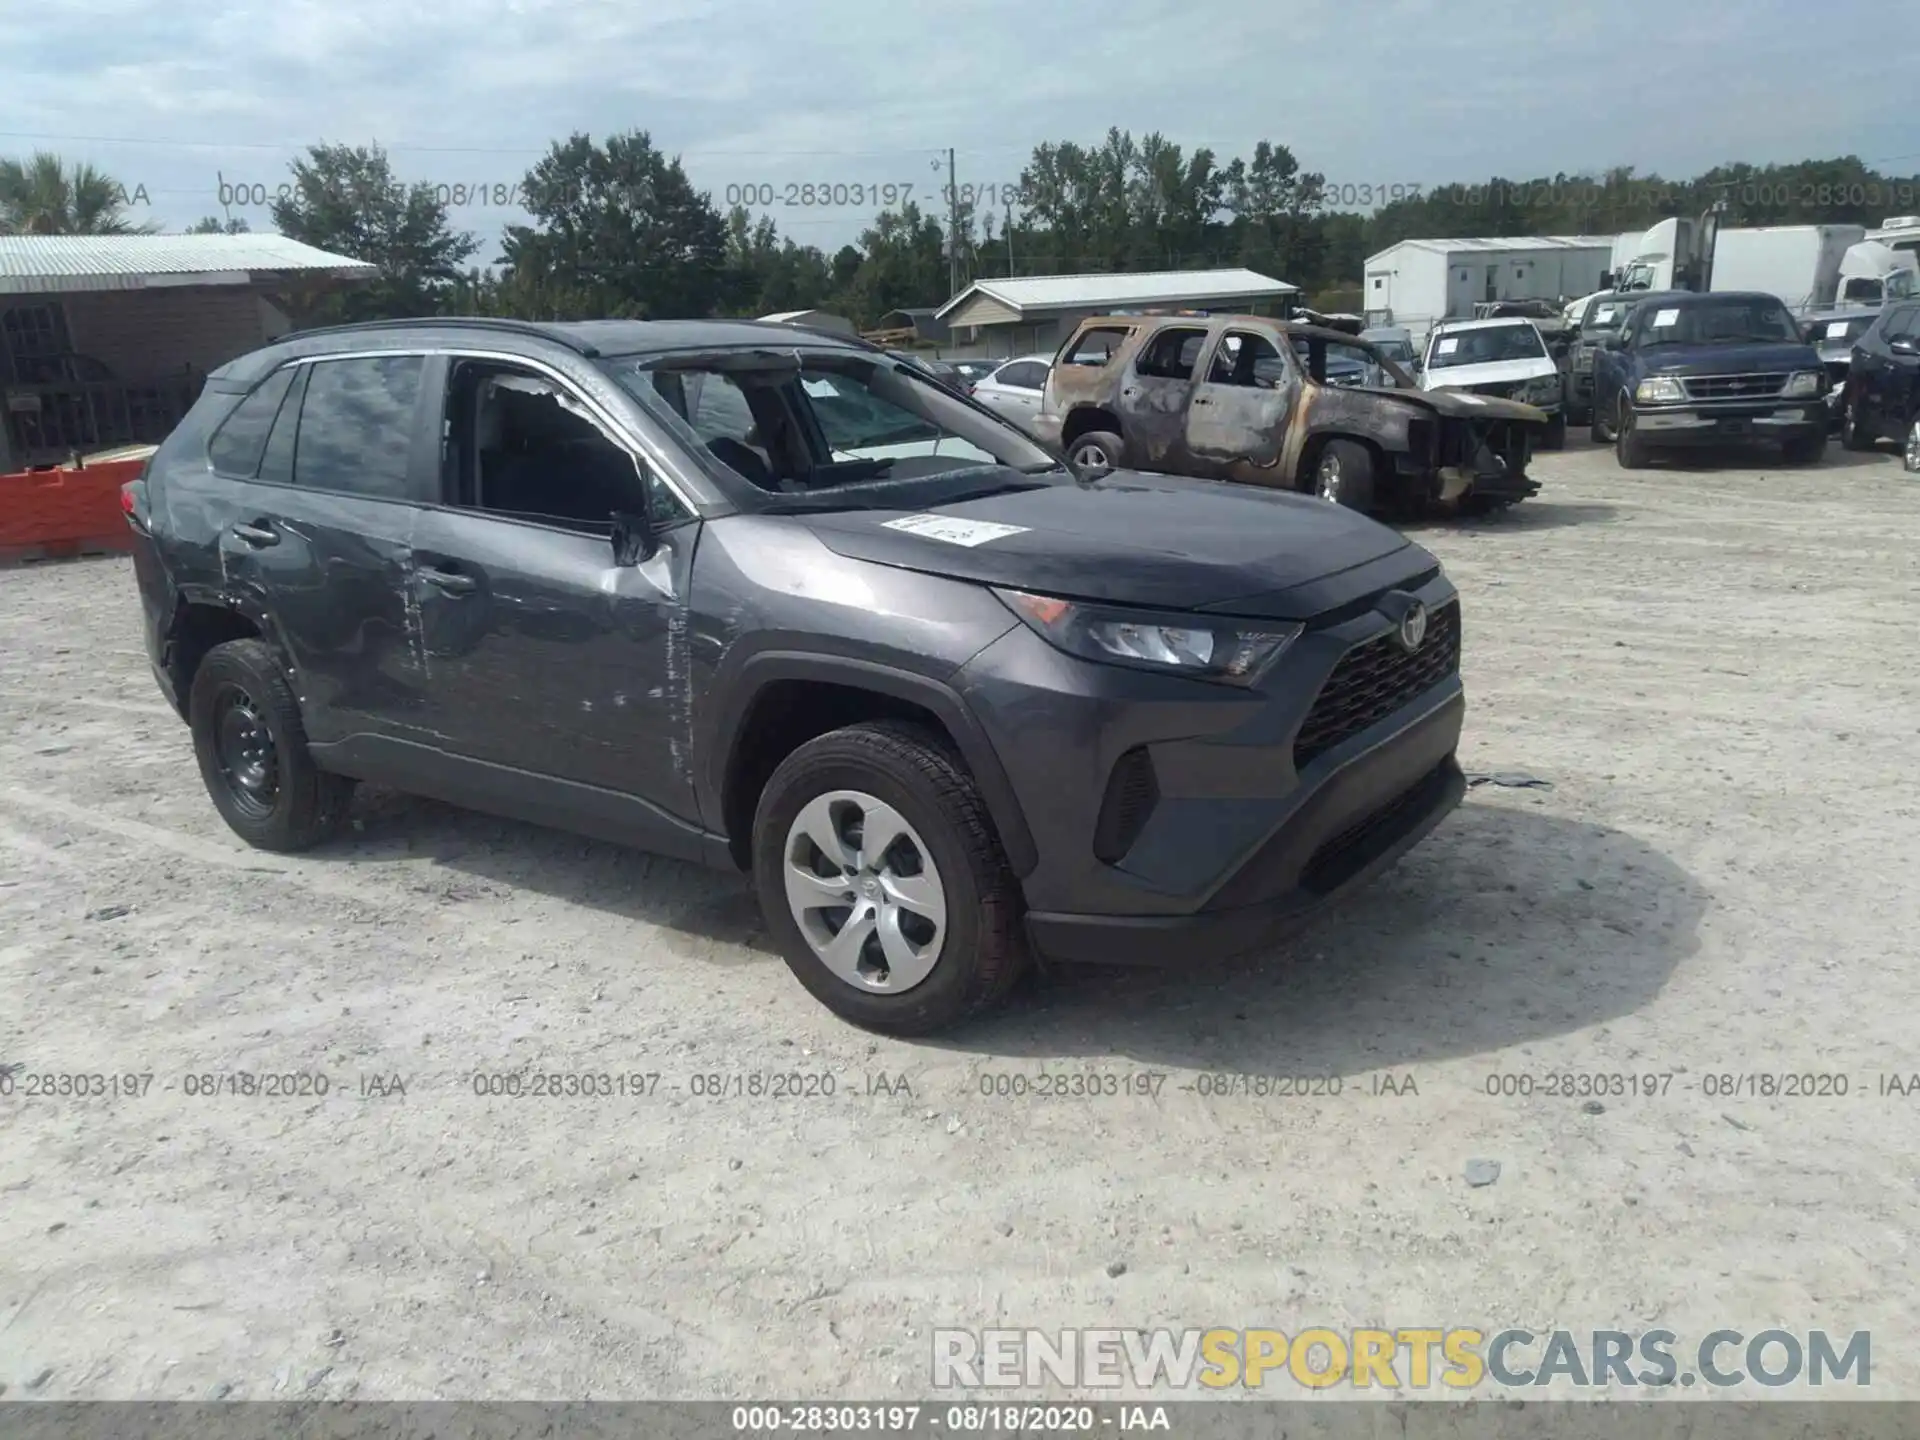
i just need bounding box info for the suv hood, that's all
[1422,356,1558,390]
[1641,340,1820,377]
[1385,385,1548,424]
[797,470,1432,621]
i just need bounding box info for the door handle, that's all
[230,522,278,547]
[419,566,477,595]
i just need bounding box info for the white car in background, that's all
[1420,318,1568,448]
[967,353,1052,434]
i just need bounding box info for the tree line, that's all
[6,135,1917,332]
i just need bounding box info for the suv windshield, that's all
[1428,323,1547,368]
[605,349,1059,505]
[1637,299,1800,347]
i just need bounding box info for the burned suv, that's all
[1035,313,1547,513]
[126,317,1467,1034]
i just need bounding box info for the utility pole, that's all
[945,147,962,300]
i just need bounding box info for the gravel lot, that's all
[3,435,1917,1402]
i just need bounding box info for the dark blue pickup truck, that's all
[1589,291,1830,468]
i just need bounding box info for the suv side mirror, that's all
[611,510,655,566]
[1890,337,1919,357]
[611,457,657,566]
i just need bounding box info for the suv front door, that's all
[206,351,440,748]
[1182,327,1298,483]
[1857,304,1920,439]
[404,357,705,855]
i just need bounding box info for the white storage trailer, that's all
[1363,236,1614,341]
[1707,225,1863,310]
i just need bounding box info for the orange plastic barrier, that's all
[0,458,145,559]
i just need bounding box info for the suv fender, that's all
[705,651,1039,878]
[162,585,296,715]
[1059,404,1124,450]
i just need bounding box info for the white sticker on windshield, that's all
[1595,305,1618,322]
[1436,338,1459,354]
[1825,321,1851,339]
[882,515,1030,547]
[1652,308,1681,327]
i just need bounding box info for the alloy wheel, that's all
[1315,451,1343,502]
[1070,440,1112,476]
[783,790,948,992]
[1907,420,1920,474]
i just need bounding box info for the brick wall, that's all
[60,287,285,384]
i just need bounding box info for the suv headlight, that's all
[1635,375,1685,404]
[1782,370,1822,398]
[1521,375,1563,405]
[995,589,1300,685]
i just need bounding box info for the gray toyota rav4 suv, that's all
[124,317,1467,1033]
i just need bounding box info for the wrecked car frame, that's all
[1034,313,1546,513]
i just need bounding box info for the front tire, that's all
[1308,439,1377,510]
[752,721,1029,1034]
[1905,418,1920,474]
[189,638,354,851]
[1614,399,1651,469]
[1542,411,1568,450]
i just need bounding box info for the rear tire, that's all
[1067,430,1123,478]
[1614,399,1651,469]
[1308,439,1377,510]
[752,721,1029,1035]
[189,638,353,852]
[1783,432,1827,466]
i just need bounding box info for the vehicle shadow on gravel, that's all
[311,791,1704,1080]
[1402,501,1621,534]
[316,787,772,950]
[929,799,1708,1079]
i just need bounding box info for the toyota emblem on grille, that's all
[1397,601,1428,653]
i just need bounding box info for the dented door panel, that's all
[406,507,701,823]
[226,488,429,745]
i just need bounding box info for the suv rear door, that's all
[402,355,705,853]
[1118,323,1212,470]
[203,351,439,747]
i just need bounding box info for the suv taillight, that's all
[121,473,150,532]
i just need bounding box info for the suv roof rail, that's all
[285,315,607,358]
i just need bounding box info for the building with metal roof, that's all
[758,308,856,336]
[0,234,377,295]
[935,268,1295,358]
[1,234,375,471]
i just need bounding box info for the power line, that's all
[10,125,1914,169]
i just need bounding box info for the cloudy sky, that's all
[3,0,1915,259]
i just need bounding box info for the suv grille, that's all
[1294,601,1461,767]
[1680,372,1787,401]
